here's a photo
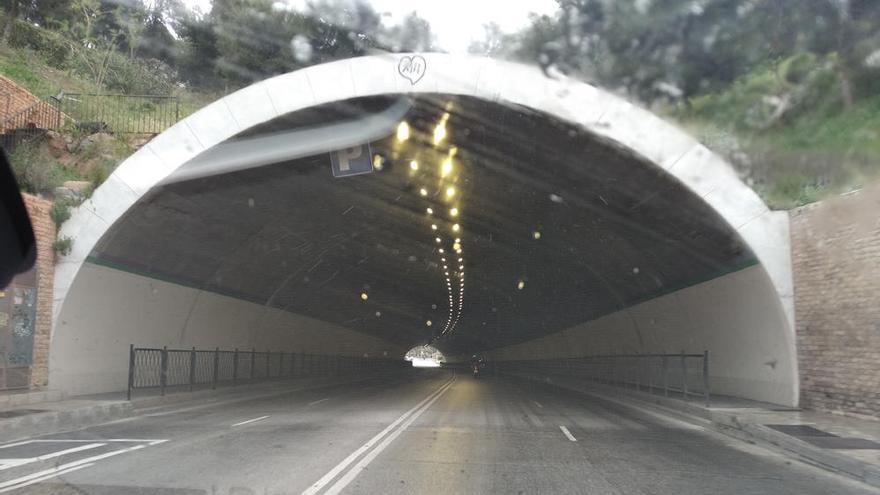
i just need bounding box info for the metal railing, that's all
[60,93,179,135]
[496,351,711,406]
[127,345,406,400]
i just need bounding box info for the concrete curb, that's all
[504,372,880,490]
[0,401,134,444]
[0,373,397,444]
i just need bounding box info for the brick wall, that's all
[791,184,880,418]
[0,75,60,132]
[21,193,54,388]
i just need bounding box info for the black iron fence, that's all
[495,351,711,406]
[60,93,179,135]
[127,345,406,400]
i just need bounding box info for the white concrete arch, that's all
[51,53,796,402]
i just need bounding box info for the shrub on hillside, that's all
[6,18,69,69]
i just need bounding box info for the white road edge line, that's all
[323,379,454,495]
[0,443,106,471]
[0,463,94,493]
[232,415,270,427]
[533,400,543,408]
[559,425,577,442]
[308,398,330,406]
[300,375,455,495]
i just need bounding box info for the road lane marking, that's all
[533,400,543,408]
[0,463,94,493]
[301,375,455,495]
[308,398,330,406]
[0,443,149,491]
[0,443,106,471]
[232,415,270,427]
[323,379,454,495]
[1,439,165,447]
[559,425,577,442]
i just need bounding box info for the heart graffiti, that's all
[398,55,427,85]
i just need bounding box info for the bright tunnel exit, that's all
[405,345,445,368]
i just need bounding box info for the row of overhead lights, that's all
[397,106,466,339]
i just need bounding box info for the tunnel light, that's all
[452,224,460,232]
[426,207,433,215]
[360,292,369,301]
[455,248,462,254]
[426,320,432,326]
[517,280,525,290]
[419,188,428,197]
[438,249,444,253]
[452,242,461,251]
[440,157,453,177]
[410,160,419,171]
[445,186,456,199]
[433,113,449,145]
[441,257,446,262]
[458,258,463,262]
[372,154,385,171]
[459,265,464,270]
[375,311,382,317]
[533,231,541,240]
[450,207,459,217]
[435,237,441,243]
[397,121,410,141]
[431,224,438,230]
[454,238,460,243]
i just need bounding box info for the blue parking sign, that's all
[330,143,374,177]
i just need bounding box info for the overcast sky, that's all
[180,0,558,53]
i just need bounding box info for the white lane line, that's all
[1,439,165,446]
[308,398,330,406]
[0,443,107,471]
[559,425,577,442]
[532,400,543,408]
[300,376,455,495]
[323,379,454,495]
[232,415,270,427]
[0,463,94,493]
[0,443,147,490]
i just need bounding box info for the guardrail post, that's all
[233,348,239,386]
[160,346,168,397]
[680,353,688,399]
[127,344,134,401]
[662,356,668,397]
[251,348,256,379]
[213,347,219,390]
[703,350,710,407]
[279,351,284,378]
[189,346,196,392]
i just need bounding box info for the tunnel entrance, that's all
[51,55,795,405]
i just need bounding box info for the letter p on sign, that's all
[330,143,374,177]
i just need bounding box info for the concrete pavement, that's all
[1,370,877,494]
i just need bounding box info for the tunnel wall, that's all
[50,263,407,395]
[486,263,796,406]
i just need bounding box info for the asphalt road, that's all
[1,369,876,494]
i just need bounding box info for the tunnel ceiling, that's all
[90,94,756,355]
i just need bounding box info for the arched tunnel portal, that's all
[50,54,796,406]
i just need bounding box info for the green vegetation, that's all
[51,236,73,257]
[502,0,880,208]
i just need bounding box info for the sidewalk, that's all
[0,374,381,444]
[507,372,880,489]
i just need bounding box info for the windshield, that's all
[1,1,879,494]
